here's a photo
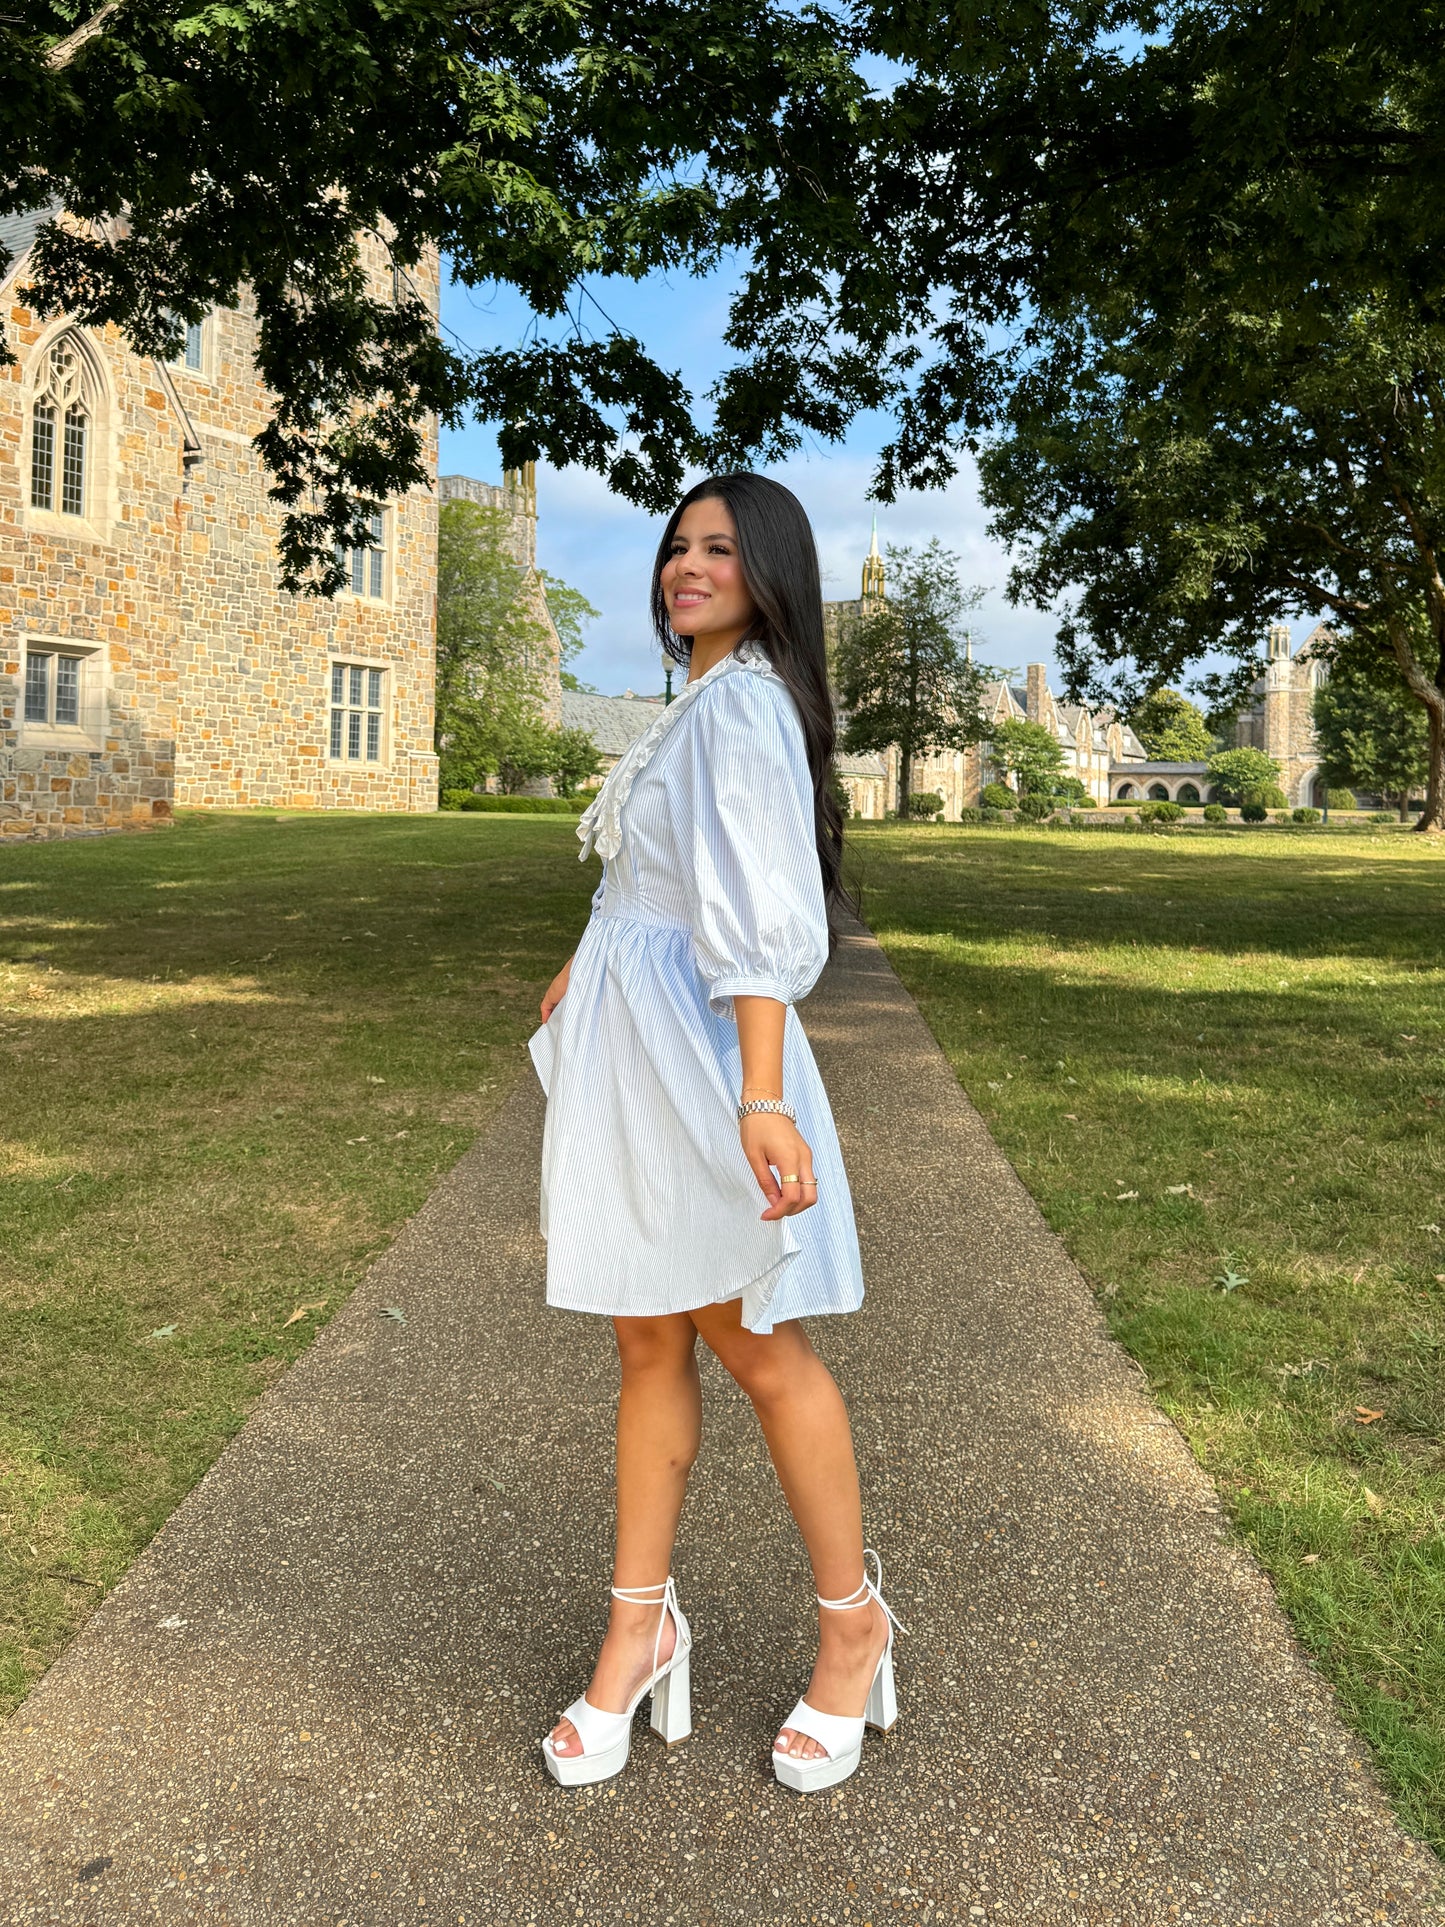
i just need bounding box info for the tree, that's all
[833,541,988,818]
[839,5,1445,829]
[979,301,1445,832]
[550,727,605,797]
[542,573,601,687]
[989,719,1064,800]
[434,497,596,795]
[1206,748,1282,806]
[1314,651,1430,820]
[3,0,881,587]
[1129,689,1213,762]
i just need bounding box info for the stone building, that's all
[1108,622,1329,806]
[2,210,440,838]
[822,525,1148,816]
[1228,622,1328,805]
[559,687,663,775]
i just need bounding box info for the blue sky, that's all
[438,263,1059,698]
[438,261,1295,702]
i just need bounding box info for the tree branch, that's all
[46,0,123,70]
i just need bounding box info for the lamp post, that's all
[662,654,675,706]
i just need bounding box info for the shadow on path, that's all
[1,926,1439,1925]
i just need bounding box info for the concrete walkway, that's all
[2,925,1440,1926]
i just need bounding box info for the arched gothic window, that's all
[30,334,94,517]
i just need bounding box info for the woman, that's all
[527,473,903,1794]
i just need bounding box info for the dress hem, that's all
[544,1284,864,1331]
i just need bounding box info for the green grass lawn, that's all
[849,821,1445,1851]
[0,810,590,1714]
[4,812,1444,1855]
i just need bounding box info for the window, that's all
[329,661,387,763]
[23,644,99,733]
[163,310,205,371]
[30,336,92,517]
[335,511,387,599]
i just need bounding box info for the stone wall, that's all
[1,225,439,836]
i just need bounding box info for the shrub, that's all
[1138,799,1185,825]
[1273,810,1291,824]
[1292,806,1322,824]
[906,789,945,820]
[1051,777,1096,810]
[439,787,472,811]
[1243,784,1290,810]
[1327,788,1357,810]
[980,782,1018,809]
[955,807,983,826]
[1367,809,1397,824]
[1202,802,1228,824]
[980,806,1010,825]
[1015,791,1054,822]
[457,793,589,814]
[1240,801,1268,823]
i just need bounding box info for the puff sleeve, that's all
[677,669,830,1021]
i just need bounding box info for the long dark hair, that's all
[650,473,853,948]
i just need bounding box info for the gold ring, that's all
[780,1172,800,1183]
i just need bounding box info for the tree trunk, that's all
[1412,695,1445,831]
[1385,614,1445,832]
[896,732,912,819]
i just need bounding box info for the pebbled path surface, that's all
[1,924,1440,1925]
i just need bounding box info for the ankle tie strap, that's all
[816,1547,909,1636]
[610,1574,680,1682]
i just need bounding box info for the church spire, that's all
[861,512,885,608]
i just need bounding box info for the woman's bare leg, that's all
[549,1312,701,1758]
[689,1298,888,1762]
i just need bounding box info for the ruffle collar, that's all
[576,641,777,863]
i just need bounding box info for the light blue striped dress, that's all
[527,642,865,1333]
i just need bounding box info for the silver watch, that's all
[737,1097,796,1123]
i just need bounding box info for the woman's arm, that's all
[540,952,574,1022]
[735,993,816,1220]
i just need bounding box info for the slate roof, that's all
[1107,758,1210,774]
[836,746,887,779]
[0,203,59,290]
[560,689,663,757]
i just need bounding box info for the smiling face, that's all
[660,497,758,661]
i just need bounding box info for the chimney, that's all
[1025,663,1048,722]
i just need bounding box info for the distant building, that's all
[1110,623,1329,806]
[559,688,662,777]
[2,208,440,839]
[1228,621,1328,805]
[822,525,1149,815]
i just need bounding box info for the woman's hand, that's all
[540,955,574,1022]
[740,1113,818,1220]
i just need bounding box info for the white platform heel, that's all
[541,1576,693,1786]
[772,1548,906,1794]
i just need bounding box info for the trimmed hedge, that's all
[1202,802,1228,823]
[1240,801,1268,823]
[441,791,591,815]
[980,782,1018,809]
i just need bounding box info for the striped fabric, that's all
[528,645,865,1333]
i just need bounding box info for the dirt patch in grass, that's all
[852,822,1445,1851]
[0,809,589,1712]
